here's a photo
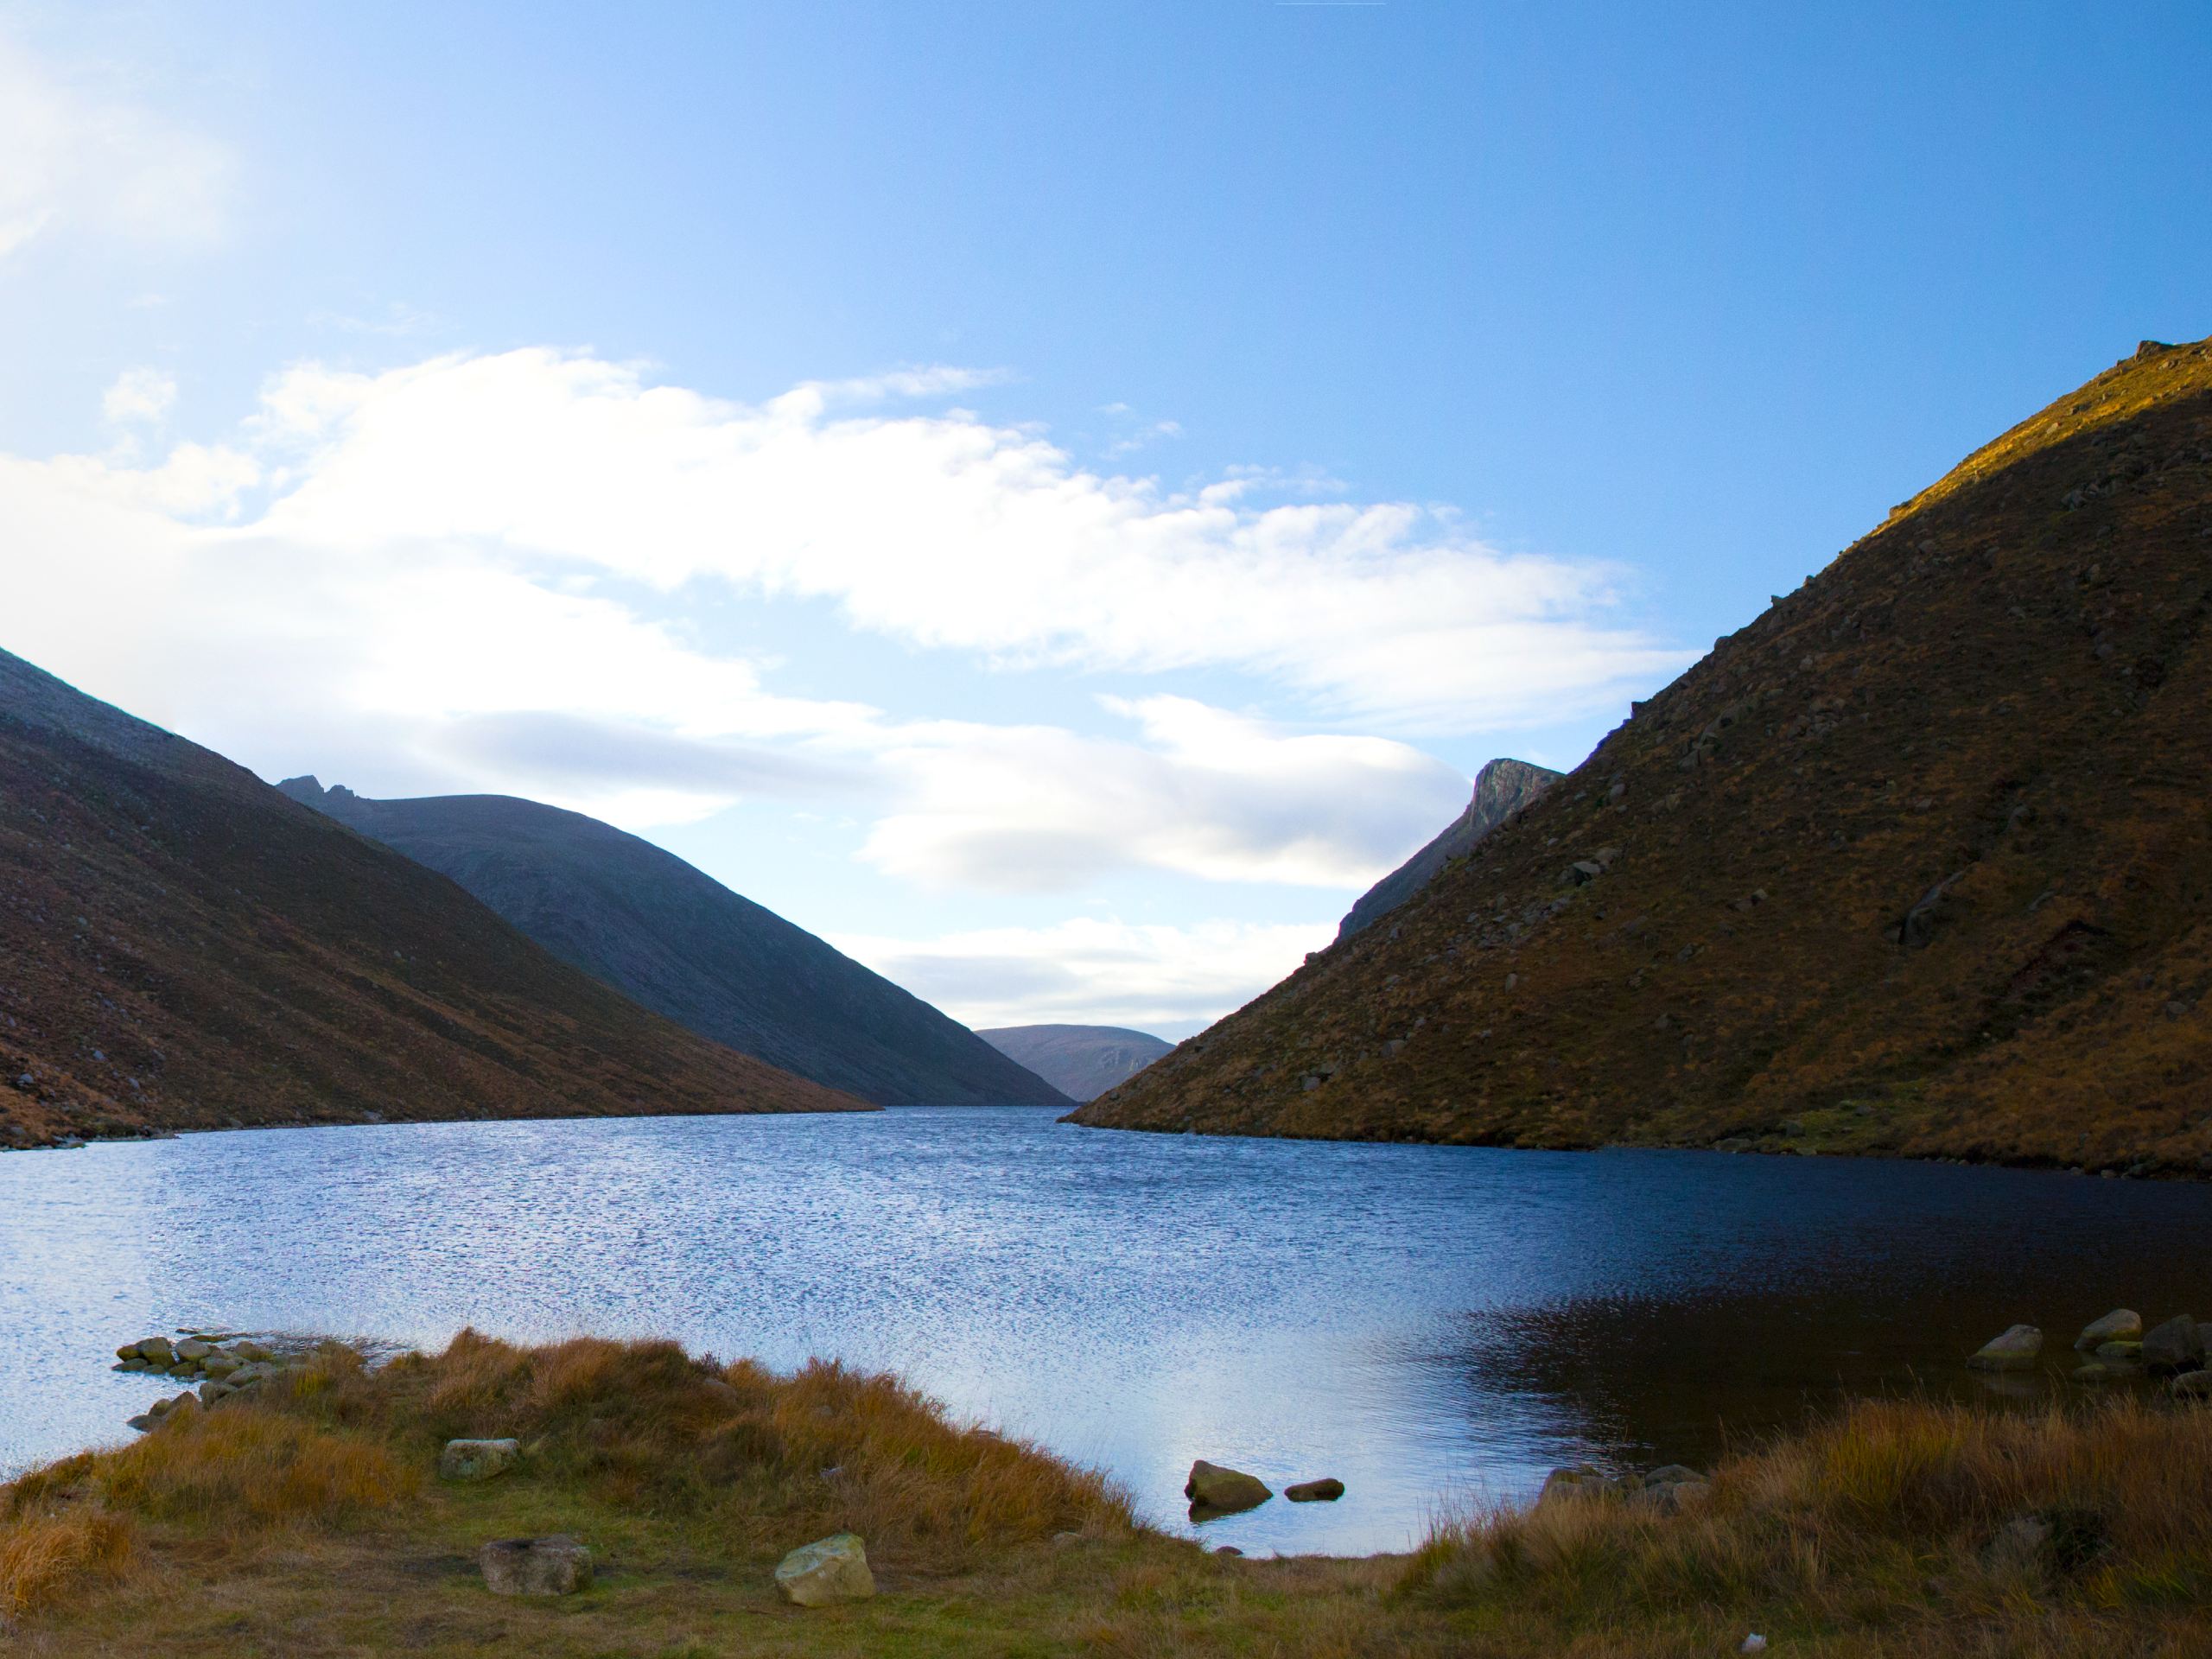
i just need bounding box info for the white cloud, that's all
[102,367,177,425]
[213,347,1681,730]
[1,346,1666,901]
[0,36,232,265]
[861,696,1465,892]
[828,917,1335,1033]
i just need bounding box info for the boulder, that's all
[1644,1465,1704,1486]
[2142,1315,2204,1373]
[2170,1370,2212,1400]
[198,1379,236,1406]
[2071,1362,2120,1384]
[232,1340,275,1363]
[175,1338,213,1362]
[1185,1460,1272,1515]
[1538,1465,1624,1506]
[201,1351,241,1377]
[1966,1325,2043,1371]
[124,1414,156,1433]
[773,1533,875,1606]
[1284,1478,1344,1503]
[136,1337,175,1365]
[479,1535,592,1597]
[440,1439,522,1482]
[1630,1478,1712,1515]
[2094,1340,2144,1363]
[2075,1309,2141,1350]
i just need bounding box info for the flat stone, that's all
[1185,1460,1272,1515]
[1284,1478,1344,1503]
[1967,1325,2043,1372]
[440,1439,522,1482]
[2075,1309,2141,1350]
[773,1533,875,1606]
[479,1535,592,1597]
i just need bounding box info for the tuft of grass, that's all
[0,1507,135,1617]
[96,1402,419,1527]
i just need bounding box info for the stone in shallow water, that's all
[2075,1309,2140,1350]
[774,1533,875,1606]
[1285,1478,1344,1503]
[440,1438,521,1482]
[479,1535,591,1597]
[2142,1315,2203,1373]
[1967,1325,2043,1371]
[1185,1460,1272,1515]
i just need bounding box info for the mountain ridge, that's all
[976,1024,1173,1103]
[1338,757,1563,940]
[276,781,1071,1107]
[1072,337,2212,1175]
[0,650,868,1147]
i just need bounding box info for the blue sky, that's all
[3,2,2207,1037]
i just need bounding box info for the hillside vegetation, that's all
[1074,337,2212,1173]
[0,651,868,1147]
[11,1335,2212,1656]
[279,782,1067,1107]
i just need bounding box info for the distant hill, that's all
[1338,758,1562,940]
[0,650,867,1148]
[976,1025,1173,1102]
[277,782,1071,1108]
[1075,337,2212,1175]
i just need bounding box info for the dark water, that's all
[5,1108,2211,1555]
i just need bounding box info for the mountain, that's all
[1074,337,2212,1175]
[1338,758,1562,940]
[275,782,1071,1108]
[0,651,868,1149]
[976,1024,1173,1102]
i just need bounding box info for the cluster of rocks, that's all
[114,1332,310,1428]
[1537,1461,1712,1516]
[1967,1309,2212,1395]
[1182,1459,1344,1520]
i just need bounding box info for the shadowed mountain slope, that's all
[1338,758,1562,940]
[1074,337,2212,1174]
[0,650,868,1147]
[976,1024,1173,1103]
[276,783,1071,1108]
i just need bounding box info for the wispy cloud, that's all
[0,35,232,266]
[828,917,1335,1033]
[102,367,177,425]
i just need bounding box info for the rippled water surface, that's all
[8,1108,2212,1554]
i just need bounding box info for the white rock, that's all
[774,1532,876,1606]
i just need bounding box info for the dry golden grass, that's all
[0,1508,133,1618]
[11,1337,2212,1656]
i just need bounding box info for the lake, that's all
[6,1107,2211,1555]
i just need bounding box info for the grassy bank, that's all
[6,1335,2212,1656]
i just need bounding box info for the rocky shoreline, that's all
[111,1331,321,1430]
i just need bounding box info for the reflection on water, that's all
[5,1109,2211,1555]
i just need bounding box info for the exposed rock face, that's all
[276,781,1065,1109]
[1338,759,1563,940]
[1073,338,2212,1173]
[0,649,866,1148]
[976,1025,1173,1102]
[773,1533,875,1605]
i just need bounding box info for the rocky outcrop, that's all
[1073,337,2212,1173]
[1338,759,1562,941]
[976,1025,1173,1102]
[277,780,1065,1109]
